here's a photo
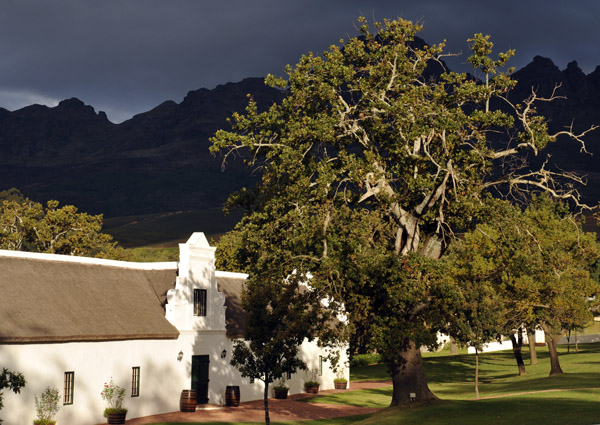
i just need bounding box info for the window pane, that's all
[132,367,140,397]
[64,372,74,405]
[194,289,207,316]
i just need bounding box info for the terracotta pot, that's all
[334,381,347,390]
[274,388,288,399]
[106,412,127,424]
[304,384,320,394]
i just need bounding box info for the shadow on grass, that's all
[300,387,393,408]
[357,390,600,425]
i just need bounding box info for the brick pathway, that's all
[120,380,392,424]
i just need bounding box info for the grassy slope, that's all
[103,208,244,248]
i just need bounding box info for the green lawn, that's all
[302,343,600,424]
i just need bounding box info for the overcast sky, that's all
[1,0,598,123]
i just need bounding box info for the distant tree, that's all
[0,199,123,258]
[211,17,596,405]
[445,236,506,398]
[0,188,26,203]
[454,197,599,376]
[0,368,25,424]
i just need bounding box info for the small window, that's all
[64,372,74,405]
[249,376,255,384]
[193,289,207,316]
[131,367,140,397]
[319,356,323,377]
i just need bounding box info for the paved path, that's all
[120,381,392,424]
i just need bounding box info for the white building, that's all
[0,233,348,425]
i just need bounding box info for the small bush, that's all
[350,353,382,367]
[34,386,60,425]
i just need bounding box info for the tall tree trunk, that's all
[263,381,270,425]
[389,341,437,406]
[527,328,538,365]
[509,333,527,376]
[474,348,479,399]
[541,325,564,376]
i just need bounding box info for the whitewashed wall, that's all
[0,233,349,425]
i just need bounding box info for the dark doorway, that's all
[191,355,210,404]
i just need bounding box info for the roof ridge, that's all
[0,249,177,270]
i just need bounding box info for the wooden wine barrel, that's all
[225,385,240,407]
[180,389,197,412]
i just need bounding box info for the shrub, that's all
[34,386,60,425]
[349,353,382,367]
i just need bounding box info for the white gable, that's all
[166,232,226,332]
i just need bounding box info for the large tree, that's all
[211,18,595,405]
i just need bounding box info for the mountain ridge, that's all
[0,59,599,217]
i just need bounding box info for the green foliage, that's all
[34,386,60,424]
[0,188,26,203]
[0,198,123,258]
[349,354,382,368]
[230,271,326,387]
[452,197,599,337]
[123,246,179,262]
[211,16,592,403]
[0,368,25,424]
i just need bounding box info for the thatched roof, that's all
[216,271,247,339]
[0,250,179,343]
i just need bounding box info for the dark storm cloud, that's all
[0,0,598,122]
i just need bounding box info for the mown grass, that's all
[304,343,600,424]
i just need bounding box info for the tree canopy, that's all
[211,17,596,405]
[447,197,600,376]
[0,197,123,258]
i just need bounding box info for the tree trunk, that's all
[263,381,270,425]
[450,338,459,355]
[527,328,538,365]
[389,341,437,406]
[509,334,526,376]
[542,326,564,376]
[474,348,479,399]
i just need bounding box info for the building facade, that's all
[0,233,348,425]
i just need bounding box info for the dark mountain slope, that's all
[0,78,283,216]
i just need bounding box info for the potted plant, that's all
[101,378,127,424]
[272,378,289,399]
[33,386,61,425]
[303,369,320,394]
[334,368,348,390]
